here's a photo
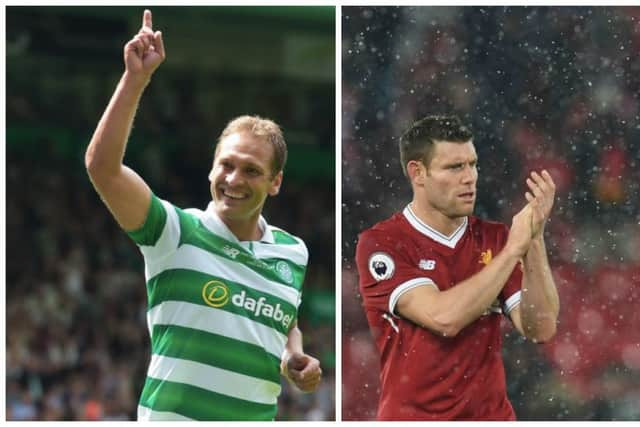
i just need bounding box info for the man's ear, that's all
[407,160,426,186]
[269,171,283,196]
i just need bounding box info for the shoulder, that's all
[359,212,406,239]
[168,205,204,231]
[357,212,409,256]
[269,225,305,246]
[157,203,209,244]
[151,195,201,221]
[267,224,309,264]
[182,205,206,218]
[358,212,408,242]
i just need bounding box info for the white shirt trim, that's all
[403,205,468,249]
[504,290,522,315]
[389,278,438,318]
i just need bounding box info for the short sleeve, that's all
[127,193,167,246]
[355,230,442,317]
[126,193,181,279]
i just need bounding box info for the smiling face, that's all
[410,140,478,220]
[209,131,282,231]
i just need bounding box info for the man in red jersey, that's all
[355,115,560,420]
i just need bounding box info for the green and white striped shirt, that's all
[127,194,308,421]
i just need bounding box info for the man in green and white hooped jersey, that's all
[85,10,322,421]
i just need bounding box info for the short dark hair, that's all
[399,115,473,177]
[216,115,287,176]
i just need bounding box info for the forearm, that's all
[520,236,559,340]
[284,325,304,356]
[437,248,521,333]
[85,72,149,178]
[281,325,303,375]
[402,247,522,337]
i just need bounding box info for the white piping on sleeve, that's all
[504,290,522,315]
[389,277,438,318]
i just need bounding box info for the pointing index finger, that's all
[143,9,153,30]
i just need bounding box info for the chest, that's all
[405,232,503,290]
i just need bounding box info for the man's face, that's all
[209,131,282,224]
[416,140,478,218]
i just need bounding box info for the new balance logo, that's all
[419,259,436,270]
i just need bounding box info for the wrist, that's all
[503,242,526,261]
[532,233,544,244]
[122,70,151,90]
[528,235,544,251]
[523,236,544,258]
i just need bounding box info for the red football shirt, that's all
[355,206,522,420]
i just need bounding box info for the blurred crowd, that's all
[6,8,335,419]
[342,6,640,420]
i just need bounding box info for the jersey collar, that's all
[203,202,274,244]
[403,204,468,249]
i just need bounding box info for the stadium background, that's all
[342,6,640,420]
[6,6,335,421]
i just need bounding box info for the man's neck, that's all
[220,215,263,242]
[409,199,466,237]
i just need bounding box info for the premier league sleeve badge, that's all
[368,252,395,281]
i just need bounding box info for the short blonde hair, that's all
[217,115,287,176]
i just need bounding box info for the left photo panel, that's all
[6,6,335,421]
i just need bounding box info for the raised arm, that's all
[85,9,166,231]
[509,170,560,342]
[396,203,533,337]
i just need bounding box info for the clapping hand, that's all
[525,170,556,238]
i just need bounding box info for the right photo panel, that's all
[342,6,640,421]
